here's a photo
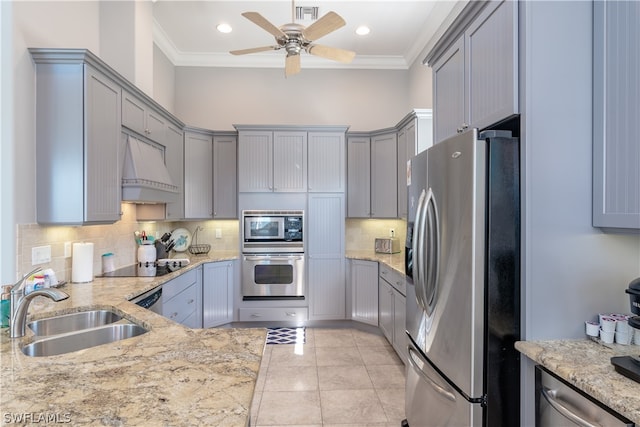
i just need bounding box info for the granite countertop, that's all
[346,250,405,275]
[1,251,267,427]
[516,339,640,424]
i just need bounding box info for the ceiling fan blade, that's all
[308,44,356,63]
[241,12,287,38]
[230,46,278,56]
[302,11,346,41]
[285,54,301,77]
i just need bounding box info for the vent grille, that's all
[296,6,319,21]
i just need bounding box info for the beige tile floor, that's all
[250,327,406,427]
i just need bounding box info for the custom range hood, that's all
[122,134,178,204]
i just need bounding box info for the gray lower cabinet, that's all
[428,0,518,143]
[593,0,640,230]
[308,193,346,320]
[378,264,407,364]
[162,267,202,328]
[350,259,378,326]
[202,261,234,328]
[31,49,122,225]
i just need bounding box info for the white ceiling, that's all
[152,1,462,70]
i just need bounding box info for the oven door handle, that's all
[244,256,304,262]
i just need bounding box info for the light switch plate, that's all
[32,245,52,265]
[215,228,222,239]
[64,242,72,258]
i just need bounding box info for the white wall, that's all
[174,66,412,131]
[153,45,176,113]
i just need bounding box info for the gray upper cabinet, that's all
[396,110,433,218]
[122,91,167,143]
[165,124,185,220]
[433,37,465,143]
[213,134,237,218]
[31,49,122,225]
[184,130,213,219]
[593,0,640,230]
[347,136,371,217]
[371,132,398,218]
[308,131,346,193]
[237,128,307,192]
[429,0,518,143]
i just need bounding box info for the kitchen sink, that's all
[27,310,123,336]
[22,323,148,357]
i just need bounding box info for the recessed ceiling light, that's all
[356,26,370,36]
[217,23,232,34]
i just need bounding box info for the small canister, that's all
[137,242,157,264]
[1,285,12,328]
[102,253,116,273]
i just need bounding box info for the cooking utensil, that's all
[160,232,171,243]
[165,240,176,252]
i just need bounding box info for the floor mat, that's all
[266,327,306,345]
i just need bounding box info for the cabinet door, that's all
[466,0,518,130]
[203,261,234,328]
[593,0,640,230]
[122,91,146,135]
[145,109,167,143]
[308,132,346,192]
[273,131,307,192]
[213,135,237,218]
[184,131,213,219]
[351,260,378,326]
[308,193,346,320]
[347,137,371,217]
[433,37,466,143]
[393,292,407,364]
[238,131,273,192]
[378,279,394,342]
[165,125,184,220]
[84,66,122,223]
[371,132,398,218]
[396,124,411,219]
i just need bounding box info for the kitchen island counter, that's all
[1,251,266,427]
[516,339,640,424]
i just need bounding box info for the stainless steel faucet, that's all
[9,267,69,338]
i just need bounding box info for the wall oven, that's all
[241,210,305,300]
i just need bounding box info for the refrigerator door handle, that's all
[540,386,599,427]
[413,189,428,312]
[408,346,456,403]
[424,188,440,315]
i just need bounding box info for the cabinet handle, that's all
[285,312,297,317]
[456,123,469,133]
[540,386,598,427]
[187,299,195,304]
[170,312,178,319]
[250,313,263,318]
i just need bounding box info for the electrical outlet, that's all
[390,228,395,238]
[32,245,52,265]
[64,242,72,258]
[215,228,222,239]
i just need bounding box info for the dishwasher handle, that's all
[540,386,598,427]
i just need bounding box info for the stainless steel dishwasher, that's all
[535,366,634,426]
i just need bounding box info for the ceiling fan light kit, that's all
[229,1,356,77]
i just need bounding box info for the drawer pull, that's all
[251,313,263,318]
[285,312,297,317]
[187,299,195,304]
[170,312,178,319]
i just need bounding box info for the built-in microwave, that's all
[242,210,304,253]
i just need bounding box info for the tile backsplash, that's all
[16,204,239,282]
[16,207,400,282]
[345,218,406,252]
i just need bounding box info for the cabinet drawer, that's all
[379,264,406,296]
[163,269,198,301]
[238,307,308,322]
[163,283,198,324]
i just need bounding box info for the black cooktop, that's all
[98,260,188,278]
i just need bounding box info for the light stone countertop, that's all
[516,339,640,424]
[1,251,267,427]
[346,250,405,275]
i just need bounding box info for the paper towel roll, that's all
[72,242,94,283]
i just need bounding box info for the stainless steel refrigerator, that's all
[404,128,520,427]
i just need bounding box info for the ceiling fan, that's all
[230,1,356,77]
